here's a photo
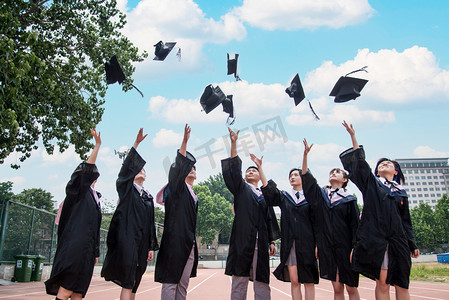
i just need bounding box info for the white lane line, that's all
[408,295,445,300]
[187,272,217,294]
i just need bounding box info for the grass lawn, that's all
[411,263,449,282]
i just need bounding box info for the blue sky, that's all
[2,0,449,209]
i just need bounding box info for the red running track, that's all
[1,269,448,299]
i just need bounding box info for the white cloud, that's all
[233,0,374,30]
[306,46,449,104]
[413,146,449,158]
[0,176,25,186]
[286,100,395,126]
[148,80,290,123]
[153,129,184,148]
[118,0,246,77]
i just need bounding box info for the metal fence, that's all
[0,200,163,266]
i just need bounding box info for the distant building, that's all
[396,157,449,209]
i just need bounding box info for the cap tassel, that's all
[345,66,368,77]
[176,48,181,61]
[308,101,320,120]
[226,116,236,126]
[131,83,144,98]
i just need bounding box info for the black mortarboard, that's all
[105,55,125,84]
[104,55,144,97]
[200,84,226,114]
[222,95,235,125]
[227,53,240,81]
[329,66,368,103]
[153,41,177,61]
[222,95,234,118]
[285,74,305,106]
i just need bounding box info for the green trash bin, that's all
[31,255,46,281]
[14,254,36,282]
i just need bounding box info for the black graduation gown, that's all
[155,150,199,284]
[222,156,281,284]
[301,170,360,287]
[261,180,319,284]
[45,163,101,297]
[340,146,417,289]
[101,147,159,292]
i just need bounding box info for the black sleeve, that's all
[167,150,196,196]
[267,206,281,242]
[301,170,324,210]
[221,156,244,197]
[65,162,99,205]
[116,147,146,203]
[348,200,360,246]
[398,196,418,251]
[339,146,373,194]
[95,224,101,257]
[261,180,282,207]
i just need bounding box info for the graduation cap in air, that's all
[200,84,226,113]
[222,95,235,125]
[105,55,144,97]
[200,84,236,125]
[285,74,305,106]
[227,53,241,81]
[330,66,368,103]
[285,73,319,120]
[153,41,180,61]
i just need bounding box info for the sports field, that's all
[1,268,449,299]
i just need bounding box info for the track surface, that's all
[1,269,448,299]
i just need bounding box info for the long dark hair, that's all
[375,158,405,184]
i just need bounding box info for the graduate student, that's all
[45,129,102,300]
[154,124,199,300]
[101,128,159,300]
[221,127,280,300]
[301,138,360,300]
[256,156,318,300]
[340,121,419,300]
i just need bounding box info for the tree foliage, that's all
[0,0,147,168]
[193,185,233,245]
[12,188,55,211]
[410,203,436,250]
[434,194,449,244]
[199,173,233,204]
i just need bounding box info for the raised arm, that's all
[133,128,148,150]
[179,124,191,157]
[250,153,267,187]
[301,138,314,175]
[342,120,359,150]
[87,128,101,164]
[228,127,240,158]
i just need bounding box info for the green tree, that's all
[1,0,147,168]
[199,173,233,204]
[100,198,116,230]
[0,181,14,203]
[434,194,449,244]
[0,181,14,234]
[154,206,165,225]
[410,203,436,250]
[12,188,55,211]
[193,185,233,245]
